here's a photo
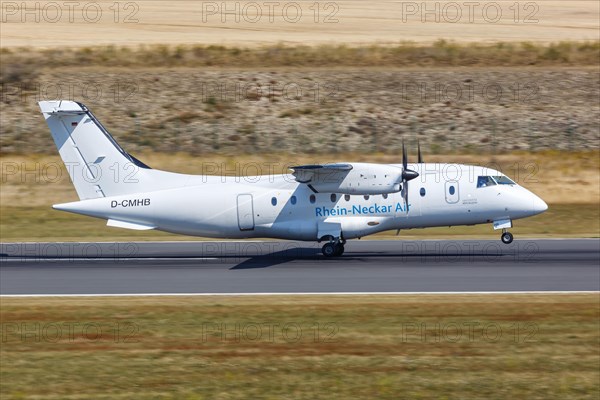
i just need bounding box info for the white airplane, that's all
[39,100,548,257]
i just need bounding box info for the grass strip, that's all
[1,294,598,399]
[2,41,599,82]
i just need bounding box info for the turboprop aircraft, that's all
[39,100,548,257]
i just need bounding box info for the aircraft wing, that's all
[290,162,404,195]
[290,163,353,184]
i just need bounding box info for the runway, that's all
[1,239,598,295]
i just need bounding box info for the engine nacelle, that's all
[292,163,404,195]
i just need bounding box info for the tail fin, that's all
[39,100,157,200]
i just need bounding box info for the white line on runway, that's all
[1,291,598,298]
[0,257,219,262]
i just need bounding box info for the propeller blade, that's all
[418,140,424,163]
[403,182,409,213]
[402,140,408,171]
[399,140,419,213]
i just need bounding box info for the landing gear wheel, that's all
[322,243,337,257]
[501,232,514,244]
[322,243,345,257]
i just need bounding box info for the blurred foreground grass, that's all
[1,294,598,399]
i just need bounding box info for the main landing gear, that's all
[322,238,346,257]
[501,229,514,244]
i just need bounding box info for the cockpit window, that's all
[477,175,516,188]
[477,176,496,188]
[492,176,516,185]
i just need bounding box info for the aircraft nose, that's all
[531,194,548,215]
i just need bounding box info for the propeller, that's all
[400,140,419,213]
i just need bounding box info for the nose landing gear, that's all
[493,219,514,245]
[501,229,514,244]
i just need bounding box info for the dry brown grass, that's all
[2,41,599,72]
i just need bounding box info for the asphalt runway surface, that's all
[1,239,598,295]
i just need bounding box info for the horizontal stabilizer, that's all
[107,219,156,230]
[39,101,86,115]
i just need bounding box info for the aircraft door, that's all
[445,181,459,204]
[237,194,255,230]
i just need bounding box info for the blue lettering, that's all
[395,202,412,212]
[318,204,396,216]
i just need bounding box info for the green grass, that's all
[1,294,598,399]
[0,203,597,242]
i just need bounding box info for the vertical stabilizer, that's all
[39,100,152,200]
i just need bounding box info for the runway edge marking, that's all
[1,291,598,298]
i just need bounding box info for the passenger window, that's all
[449,186,455,195]
[420,188,426,197]
[344,194,350,201]
[271,197,277,206]
[382,193,388,199]
[291,195,297,205]
[364,195,370,200]
[330,193,337,202]
[310,194,316,204]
